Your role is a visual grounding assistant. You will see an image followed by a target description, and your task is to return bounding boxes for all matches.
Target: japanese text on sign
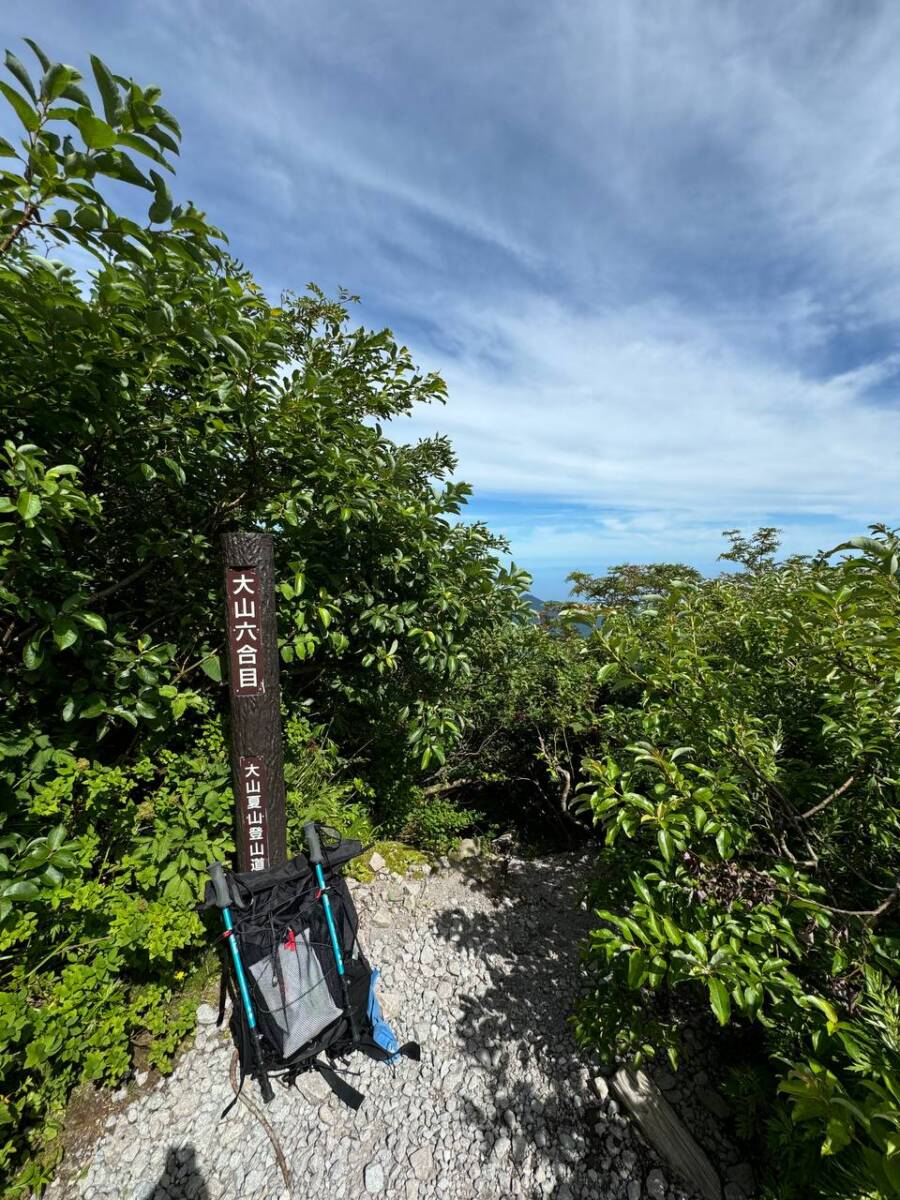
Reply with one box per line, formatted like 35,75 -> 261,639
226,569 -> 265,696
239,756 -> 269,871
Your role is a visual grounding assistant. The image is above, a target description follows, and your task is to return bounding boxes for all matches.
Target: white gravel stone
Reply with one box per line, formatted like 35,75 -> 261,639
363,1161 -> 384,1193
409,1146 -> 433,1181
646,1168 -> 667,1199
196,1003 -> 218,1025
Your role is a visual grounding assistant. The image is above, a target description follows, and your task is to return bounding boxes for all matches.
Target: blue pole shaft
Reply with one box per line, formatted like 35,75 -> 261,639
313,861 -> 345,976
222,906 -> 258,1029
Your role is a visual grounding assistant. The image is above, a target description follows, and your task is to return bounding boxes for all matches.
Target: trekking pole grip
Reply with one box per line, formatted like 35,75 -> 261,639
304,821 -> 323,866
208,862 -> 231,909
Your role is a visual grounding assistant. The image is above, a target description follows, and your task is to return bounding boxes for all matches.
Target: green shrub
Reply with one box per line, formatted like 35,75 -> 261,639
408,618 -> 599,836
573,527 -> 900,1198
283,713 -> 376,849
0,717 -> 232,1192
388,790 -> 485,855
0,36 -> 529,1190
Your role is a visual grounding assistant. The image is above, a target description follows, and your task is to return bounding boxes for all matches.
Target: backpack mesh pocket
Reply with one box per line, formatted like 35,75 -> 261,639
250,928 -> 341,1057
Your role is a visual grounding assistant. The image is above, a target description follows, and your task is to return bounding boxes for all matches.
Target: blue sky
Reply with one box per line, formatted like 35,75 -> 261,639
4,2 -> 899,598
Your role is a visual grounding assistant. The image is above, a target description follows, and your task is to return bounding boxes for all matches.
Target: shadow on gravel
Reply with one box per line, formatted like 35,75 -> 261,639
429,852 -> 619,1198
147,1144 -> 210,1200
427,852 -> 749,1199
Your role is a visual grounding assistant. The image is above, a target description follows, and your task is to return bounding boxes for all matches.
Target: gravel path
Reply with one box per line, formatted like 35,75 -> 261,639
45,852 -> 746,1200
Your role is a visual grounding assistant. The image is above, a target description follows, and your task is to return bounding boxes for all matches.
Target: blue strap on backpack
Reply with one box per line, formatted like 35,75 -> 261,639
367,968 -> 400,1063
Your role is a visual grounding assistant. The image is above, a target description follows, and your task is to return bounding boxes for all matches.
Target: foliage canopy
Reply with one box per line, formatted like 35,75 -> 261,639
574,528 -> 900,1198
0,40 -> 526,1190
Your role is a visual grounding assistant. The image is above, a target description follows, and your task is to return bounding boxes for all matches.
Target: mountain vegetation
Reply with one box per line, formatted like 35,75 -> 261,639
0,38 -> 897,1200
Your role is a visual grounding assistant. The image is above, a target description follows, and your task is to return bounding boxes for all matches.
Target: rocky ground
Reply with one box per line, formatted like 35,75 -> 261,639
44,851 -> 755,1200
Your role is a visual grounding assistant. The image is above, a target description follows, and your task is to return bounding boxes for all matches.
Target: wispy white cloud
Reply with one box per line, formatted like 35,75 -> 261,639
3,0 -> 899,595
397,293 -> 900,514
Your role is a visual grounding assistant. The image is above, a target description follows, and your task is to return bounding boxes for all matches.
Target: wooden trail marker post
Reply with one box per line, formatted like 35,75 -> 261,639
222,532 -> 287,872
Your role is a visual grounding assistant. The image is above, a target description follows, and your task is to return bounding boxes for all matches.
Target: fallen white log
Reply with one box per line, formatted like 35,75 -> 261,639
611,1067 -> 723,1200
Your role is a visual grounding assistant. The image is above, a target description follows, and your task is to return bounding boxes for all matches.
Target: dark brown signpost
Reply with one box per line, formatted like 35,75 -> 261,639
222,532 -> 287,872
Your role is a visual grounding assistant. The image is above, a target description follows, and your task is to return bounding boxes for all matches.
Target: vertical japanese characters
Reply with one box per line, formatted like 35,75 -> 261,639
222,533 -> 288,871
239,756 -> 269,871
225,568 -> 271,868
226,569 -> 265,695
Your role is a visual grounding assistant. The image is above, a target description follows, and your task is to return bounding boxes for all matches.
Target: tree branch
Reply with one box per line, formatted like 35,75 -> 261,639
800,776 -> 855,820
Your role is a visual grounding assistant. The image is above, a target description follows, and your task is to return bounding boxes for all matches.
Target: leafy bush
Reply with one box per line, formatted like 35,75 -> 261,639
408,618 -> 599,838
283,713 -> 376,849
387,789 -> 485,855
573,528 -> 900,1198
0,717 -> 230,1191
0,38 -> 529,1190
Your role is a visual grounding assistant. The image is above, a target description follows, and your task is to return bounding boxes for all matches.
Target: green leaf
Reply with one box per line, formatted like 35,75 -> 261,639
75,108 -> 117,149
5,51 -> 36,100
147,168 -> 173,223
683,931 -> 707,961
161,456 -> 185,484
715,828 -> 732,859
17,490 -> 41,520
20,845 -> 50,870
657,828 -> 674,864
89,55 -> 119,124
200,654 -> 222,682
630,873 -> 653,905
46,826 -> 66,851
23,39 -> 51,72
74,205 -> 102,230
96,148 -> 151,189
22,636 -> 44,670
76,612 -> 107,633
41,63 -> 77,102
822,1115 -> 854,1156
134,700 -> 157,720
116,131 -> 170,167
662,917 -> 683,946
152,104 -> 181,138
0,81 -> 38,132
52,618 -> 79,651
146,124 -> 180,156
0,136 -> 16,157
803,994 -> 840,1034
217,334 -> 248,363
60,82 -> 92,107
1,880 -> 41,901
708,978 -> 732,1026
627,950 -> 647,989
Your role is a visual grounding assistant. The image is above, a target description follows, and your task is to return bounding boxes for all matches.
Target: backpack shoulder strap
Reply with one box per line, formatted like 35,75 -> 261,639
311,1059 -> 365,1110
356,1037 -> 421,1064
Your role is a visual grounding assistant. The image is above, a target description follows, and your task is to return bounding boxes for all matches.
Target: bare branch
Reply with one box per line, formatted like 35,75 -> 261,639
800,776 -> 855,820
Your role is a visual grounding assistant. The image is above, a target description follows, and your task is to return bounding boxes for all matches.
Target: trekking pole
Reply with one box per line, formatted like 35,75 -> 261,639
304,822 -> 361,1043
208,862 -> 274,1104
